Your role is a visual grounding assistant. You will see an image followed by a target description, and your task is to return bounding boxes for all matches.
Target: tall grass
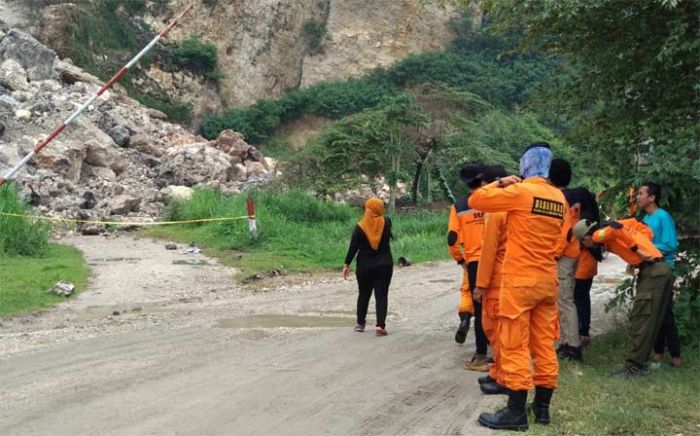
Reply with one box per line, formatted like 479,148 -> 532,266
0,184 -> 50,257
144,189 -> 450,275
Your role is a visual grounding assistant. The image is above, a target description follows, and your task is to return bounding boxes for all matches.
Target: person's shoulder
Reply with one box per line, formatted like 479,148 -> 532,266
454,195 -> 470,213
657,208 -> 674,220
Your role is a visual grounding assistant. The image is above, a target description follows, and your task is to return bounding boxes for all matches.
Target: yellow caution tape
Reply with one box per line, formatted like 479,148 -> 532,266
0,212 -> 253,227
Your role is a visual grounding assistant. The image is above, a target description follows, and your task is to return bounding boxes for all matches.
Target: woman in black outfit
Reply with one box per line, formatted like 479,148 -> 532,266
343,197 -> 393,336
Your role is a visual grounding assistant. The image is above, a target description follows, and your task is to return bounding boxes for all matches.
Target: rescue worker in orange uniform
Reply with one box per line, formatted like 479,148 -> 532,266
471,143 -> 564,431
573,218 -> 674,377
550,159 -> 583,361
447,161 -> 489,370
471,165 -> 509,395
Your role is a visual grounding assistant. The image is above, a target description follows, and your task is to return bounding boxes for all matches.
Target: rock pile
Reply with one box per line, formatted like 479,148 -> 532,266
0,28 -> 278,225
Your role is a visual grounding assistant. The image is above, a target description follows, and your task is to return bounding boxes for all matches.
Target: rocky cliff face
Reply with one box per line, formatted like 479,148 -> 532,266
158,0 -> 457,110
2,0 -> 459,120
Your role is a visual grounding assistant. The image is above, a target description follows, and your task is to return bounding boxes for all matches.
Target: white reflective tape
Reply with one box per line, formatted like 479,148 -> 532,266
127,37 -> 161,68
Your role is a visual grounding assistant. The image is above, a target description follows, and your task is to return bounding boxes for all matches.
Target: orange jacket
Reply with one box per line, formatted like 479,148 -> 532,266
469,177 -> 565,279
476,211 -> 507,289
575,248 -> 598,280
591,221 -> 662,265
447,195 -> 484,263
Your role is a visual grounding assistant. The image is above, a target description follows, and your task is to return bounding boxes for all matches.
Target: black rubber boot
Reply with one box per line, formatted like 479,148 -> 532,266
480,381 -> 508,395
478,375 -> 495,385
557,344 -> 583,362
455,312 -> 471,344
529,386 -> 553,425
478,389 -> 528,431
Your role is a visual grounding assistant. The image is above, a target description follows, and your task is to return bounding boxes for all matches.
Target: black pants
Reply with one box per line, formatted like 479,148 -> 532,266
356,265 -> 393,328
467,261 -> 488,354
574,278 -> 593,337
654,282 -> 681,358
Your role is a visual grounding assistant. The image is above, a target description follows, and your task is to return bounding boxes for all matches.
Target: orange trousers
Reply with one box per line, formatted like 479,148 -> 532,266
481,287 -> 501,382
497,275 -> 559,391
458,267 -> 474,315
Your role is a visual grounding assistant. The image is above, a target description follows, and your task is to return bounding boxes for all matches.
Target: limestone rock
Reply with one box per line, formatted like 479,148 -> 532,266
160,185 -> 194,202
84,142 -> 128,175
0,58 -> 27,91
98,110 -> 132,147
0,30 -> 57,81
108,194 -> 141,215
158,143 -> 233,186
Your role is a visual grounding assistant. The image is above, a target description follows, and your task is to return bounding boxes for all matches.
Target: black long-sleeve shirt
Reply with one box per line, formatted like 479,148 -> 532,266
344,218 -> 393,270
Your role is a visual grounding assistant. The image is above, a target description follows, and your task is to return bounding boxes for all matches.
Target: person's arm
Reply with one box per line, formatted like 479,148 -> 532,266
447,205 -> 464,264
592,224 -> 653,261
476,213 -> 502,289
468,176 -> 527,213
343,226 -> 361,279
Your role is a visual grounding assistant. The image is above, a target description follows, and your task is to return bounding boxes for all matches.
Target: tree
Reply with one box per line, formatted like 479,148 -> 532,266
482,0 -> 700,230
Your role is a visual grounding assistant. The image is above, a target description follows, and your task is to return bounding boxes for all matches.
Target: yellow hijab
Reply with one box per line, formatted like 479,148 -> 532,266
358,198 -> 385,250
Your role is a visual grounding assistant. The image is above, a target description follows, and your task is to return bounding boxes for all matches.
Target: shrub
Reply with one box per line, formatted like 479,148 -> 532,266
170,36 -> 219,75
0,184 -> 50,257
303,19 -> 327,53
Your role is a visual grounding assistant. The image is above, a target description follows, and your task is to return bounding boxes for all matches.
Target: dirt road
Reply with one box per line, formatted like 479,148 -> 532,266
0,235 -> 627,435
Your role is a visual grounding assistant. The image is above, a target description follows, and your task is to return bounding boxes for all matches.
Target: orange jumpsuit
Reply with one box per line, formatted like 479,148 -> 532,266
591,221 -> 661,264
469,177 -> 565,391
448,195 -> 484,315
476,211 -> 507,383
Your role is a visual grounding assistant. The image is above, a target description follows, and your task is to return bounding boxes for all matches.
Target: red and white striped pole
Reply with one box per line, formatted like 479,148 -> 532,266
0,3 -> 194,187
246,198 -> 257,238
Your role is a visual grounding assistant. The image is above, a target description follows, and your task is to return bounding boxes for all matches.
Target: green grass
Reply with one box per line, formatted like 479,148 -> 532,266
141,189 -> 450,278
0,245 -> 90,318
1,184 -> 50,256
533,328 -> 700,435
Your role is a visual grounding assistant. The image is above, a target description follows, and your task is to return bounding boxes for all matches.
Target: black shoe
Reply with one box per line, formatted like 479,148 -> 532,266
528,386 -> 553,425
480,381 -> 508,395
455,312 -> 471,344
478,375 -> 495,385
557,344 -> 583,362
478,390 -> 529,431
610,363 -> 649,378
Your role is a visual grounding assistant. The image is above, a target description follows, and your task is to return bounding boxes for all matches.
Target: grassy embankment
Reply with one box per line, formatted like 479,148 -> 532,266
0,185 -> 89,318
141,189 -> 450,278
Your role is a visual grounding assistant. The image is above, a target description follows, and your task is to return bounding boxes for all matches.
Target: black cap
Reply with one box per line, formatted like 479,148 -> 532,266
481,165 -> 508,183
459,161 -> 486,185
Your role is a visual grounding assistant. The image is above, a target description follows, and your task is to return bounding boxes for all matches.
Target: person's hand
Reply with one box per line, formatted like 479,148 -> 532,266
637,250 -> 654,262
342,265 -> 350,280
498,175 -> 522,188
473,287 -> 484,303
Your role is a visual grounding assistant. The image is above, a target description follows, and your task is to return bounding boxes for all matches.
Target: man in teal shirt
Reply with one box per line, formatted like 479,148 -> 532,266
637,182 -> 681,367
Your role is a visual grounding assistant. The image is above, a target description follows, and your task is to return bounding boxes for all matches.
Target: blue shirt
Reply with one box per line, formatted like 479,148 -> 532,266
642,208 -> 678,270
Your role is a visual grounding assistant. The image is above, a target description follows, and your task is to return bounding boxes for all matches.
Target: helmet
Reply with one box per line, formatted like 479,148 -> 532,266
573,219 -> 598,239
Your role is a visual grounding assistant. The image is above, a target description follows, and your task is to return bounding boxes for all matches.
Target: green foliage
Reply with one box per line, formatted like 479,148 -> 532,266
284,94 -> 428,195
303,19 -> 327,53
200,79 -> 396,142
170,36 -> 220,76
0,245 -> 89,318
0,184 -> 50,257
146,189 -> 449,276
671,243 -> 700,346
483,0 -> 700,230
